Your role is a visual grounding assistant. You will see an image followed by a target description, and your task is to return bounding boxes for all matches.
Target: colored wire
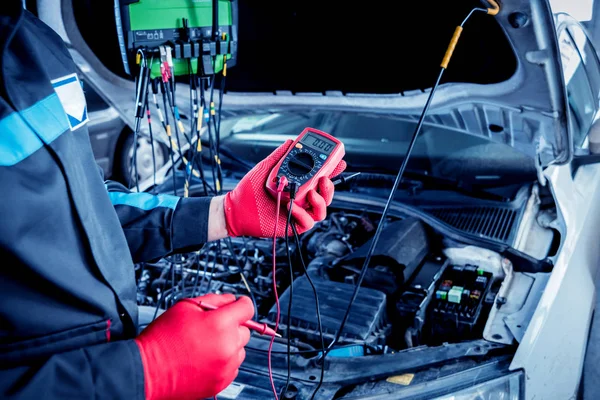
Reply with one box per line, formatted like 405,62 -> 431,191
191,250 -> 203,296
183,62 -> 196,197
160,81 -> 179,196
281,198 -> 295,397
153,261 -> 174,321
145,55 -> 156,192
246,344 -> 367,356
291,223 -> 325,400
326,6 -> 491,355
145,95 -> 157,192
202,247 -> 219,296
210,75 -> 224,189
268,189 -> 284,400
164,84 -> 186,172
131,50 -> 148,192
205,77 -> 220,194
223,237 -> 259,320
195,78 -> 210,196
215,69 -> 226,154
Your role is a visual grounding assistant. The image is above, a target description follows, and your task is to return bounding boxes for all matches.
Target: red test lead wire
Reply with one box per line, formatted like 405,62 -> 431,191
190,301 -> 280,337
268,176 -> 289,400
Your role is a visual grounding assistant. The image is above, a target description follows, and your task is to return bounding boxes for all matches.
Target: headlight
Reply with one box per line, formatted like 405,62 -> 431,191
432,371 -> 523,400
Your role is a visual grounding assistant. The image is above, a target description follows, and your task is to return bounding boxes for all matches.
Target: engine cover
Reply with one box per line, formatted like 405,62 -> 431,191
267,276 -> 390,346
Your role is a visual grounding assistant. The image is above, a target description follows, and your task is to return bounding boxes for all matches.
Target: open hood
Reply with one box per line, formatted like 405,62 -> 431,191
44,0 -> 569,167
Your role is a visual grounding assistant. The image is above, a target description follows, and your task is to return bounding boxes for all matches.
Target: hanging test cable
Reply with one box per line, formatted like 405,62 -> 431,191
291,223 -> 325,400
131,49 -> 151,192
203,76 -> 221,194
281,185 -> 295,398
162,48 -> 187,172
286,182 -> 325,399
150,76 -> 183,194
145,95 -> 157,192
267,176 -> 289,400
160,79 -> 179,196
205,77 -> 220,193
183,64 -> 197,198
183,67 -> 212,197
211,49 -> 227,156
156,47 -> 213,194
144,55 -> 157,192
183,61 -> 197,198
280,182 -> 326,399
208,67 -> 225,193
212,58 -> 226,189
325,0 -> 500,356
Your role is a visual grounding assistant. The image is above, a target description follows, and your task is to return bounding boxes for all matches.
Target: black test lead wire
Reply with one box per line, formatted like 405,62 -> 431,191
131,48 -> 149,192
210,58 -> 226,191
183,61 -> 196,198
145,95 -> 157,192
183,64 -> 215,197
205,77 -> 220,194
291,223 -> 325,400
325,1 -> 500,356
142,55 -> 156,192
195,77 -> 211,196
281,184 -> 296,398
160,80 -> 179,196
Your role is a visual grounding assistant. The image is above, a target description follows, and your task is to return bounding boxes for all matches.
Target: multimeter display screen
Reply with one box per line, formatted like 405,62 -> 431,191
300,133 -> 336,154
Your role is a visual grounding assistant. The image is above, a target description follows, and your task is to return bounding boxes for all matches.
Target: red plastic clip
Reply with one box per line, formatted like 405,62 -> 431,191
160,61 -> 172,83
276,176 -> 289,192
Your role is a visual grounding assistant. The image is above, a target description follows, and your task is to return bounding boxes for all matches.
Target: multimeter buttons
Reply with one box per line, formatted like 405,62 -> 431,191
287,152 -> 315,176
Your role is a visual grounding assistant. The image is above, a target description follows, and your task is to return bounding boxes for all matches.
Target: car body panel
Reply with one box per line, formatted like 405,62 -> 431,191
510,162 -> 600,399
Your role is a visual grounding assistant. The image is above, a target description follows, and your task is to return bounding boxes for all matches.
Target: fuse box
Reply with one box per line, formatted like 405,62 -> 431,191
425,264 -> 495,343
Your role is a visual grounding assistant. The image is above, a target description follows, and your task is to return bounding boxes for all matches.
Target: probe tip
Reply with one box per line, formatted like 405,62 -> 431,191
275,333 -> 282,338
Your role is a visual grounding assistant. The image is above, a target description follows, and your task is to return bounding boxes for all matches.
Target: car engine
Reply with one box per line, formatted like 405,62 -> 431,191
135,208 -> 502,352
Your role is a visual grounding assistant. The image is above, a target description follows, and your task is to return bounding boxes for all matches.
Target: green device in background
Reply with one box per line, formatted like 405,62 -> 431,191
115,0 -> 237,78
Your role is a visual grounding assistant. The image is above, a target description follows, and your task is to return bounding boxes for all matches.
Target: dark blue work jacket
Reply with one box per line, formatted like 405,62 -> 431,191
0,4 -> 211,398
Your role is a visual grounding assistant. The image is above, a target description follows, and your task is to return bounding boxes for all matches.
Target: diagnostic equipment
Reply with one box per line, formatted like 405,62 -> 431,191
115,0 -> 238,78
266,128 -> 345,208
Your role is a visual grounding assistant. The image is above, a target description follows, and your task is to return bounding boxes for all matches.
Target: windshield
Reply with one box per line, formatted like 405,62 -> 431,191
219,111 -> 537,185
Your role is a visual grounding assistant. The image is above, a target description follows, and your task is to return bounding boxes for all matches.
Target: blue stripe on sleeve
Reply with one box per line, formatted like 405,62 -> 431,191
0,94 -> 69,166
108,191 -> 180,211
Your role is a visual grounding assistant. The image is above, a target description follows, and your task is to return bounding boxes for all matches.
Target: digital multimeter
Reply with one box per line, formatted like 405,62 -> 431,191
266,128 -> 345,208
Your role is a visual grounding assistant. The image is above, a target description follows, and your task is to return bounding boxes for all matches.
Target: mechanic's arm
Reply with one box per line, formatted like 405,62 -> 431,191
0,294 -> 253,400
105,180 -> 227,263
106,140 -> 345,263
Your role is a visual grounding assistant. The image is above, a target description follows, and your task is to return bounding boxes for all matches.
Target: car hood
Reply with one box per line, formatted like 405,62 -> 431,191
48,0 -> 569,167
217,0 -> 569,168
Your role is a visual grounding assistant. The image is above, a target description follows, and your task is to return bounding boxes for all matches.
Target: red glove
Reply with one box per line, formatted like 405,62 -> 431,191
224,140 -> 346,237
134,294 -> 254,400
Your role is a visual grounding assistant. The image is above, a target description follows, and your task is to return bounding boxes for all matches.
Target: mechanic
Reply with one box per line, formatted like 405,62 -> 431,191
0,3 -> 345,400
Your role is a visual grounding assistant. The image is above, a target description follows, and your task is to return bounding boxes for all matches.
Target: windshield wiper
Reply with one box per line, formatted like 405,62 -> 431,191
345,171 -> 510,202
401,170 -> 510,202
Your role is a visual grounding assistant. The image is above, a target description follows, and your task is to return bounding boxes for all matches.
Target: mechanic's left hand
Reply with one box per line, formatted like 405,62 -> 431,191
223,140 -> 346,238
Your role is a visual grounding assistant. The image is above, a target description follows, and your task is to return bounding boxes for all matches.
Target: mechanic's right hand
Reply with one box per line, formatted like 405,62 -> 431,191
134,293 -> 254,400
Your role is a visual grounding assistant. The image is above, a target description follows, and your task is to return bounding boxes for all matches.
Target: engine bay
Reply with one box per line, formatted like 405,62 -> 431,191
136,207 -> 507,356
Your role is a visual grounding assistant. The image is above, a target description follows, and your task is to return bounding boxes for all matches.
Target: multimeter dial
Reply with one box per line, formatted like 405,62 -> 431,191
279,147 -> 326,185
287,152 -> 315,176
